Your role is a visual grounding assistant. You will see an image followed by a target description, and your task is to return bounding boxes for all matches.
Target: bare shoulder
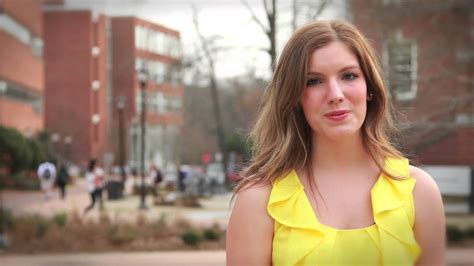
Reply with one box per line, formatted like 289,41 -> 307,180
234,182 -> 273,206
409,165 -> 442,198
227,182 -> 274,265
229,182 -> 273,227
409,165 -> 446,265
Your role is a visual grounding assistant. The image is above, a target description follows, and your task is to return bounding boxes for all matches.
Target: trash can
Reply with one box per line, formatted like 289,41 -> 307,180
107,181 -> 124,200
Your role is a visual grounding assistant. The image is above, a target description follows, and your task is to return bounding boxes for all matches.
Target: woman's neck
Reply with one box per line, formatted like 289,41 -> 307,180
311,132 -> 373,171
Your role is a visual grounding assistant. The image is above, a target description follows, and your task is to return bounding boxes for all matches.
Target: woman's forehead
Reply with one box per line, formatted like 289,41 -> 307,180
307,41 -> 360,73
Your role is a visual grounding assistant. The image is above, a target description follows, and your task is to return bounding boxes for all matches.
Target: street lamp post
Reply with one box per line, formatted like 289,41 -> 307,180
117,96 -> 127,183
64,136 -> 72,161
138,68 -> 148,210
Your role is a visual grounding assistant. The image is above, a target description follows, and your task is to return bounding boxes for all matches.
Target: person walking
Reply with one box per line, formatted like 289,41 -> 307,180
37,161 -> 56,200
84,159 -> 105,213
56,161 -> 70,200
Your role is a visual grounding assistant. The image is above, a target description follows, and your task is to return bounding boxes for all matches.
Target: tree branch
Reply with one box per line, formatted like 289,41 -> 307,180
242,0 -> 268,34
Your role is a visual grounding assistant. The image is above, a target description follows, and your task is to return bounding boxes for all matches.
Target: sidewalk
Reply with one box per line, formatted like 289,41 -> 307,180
1,248 -> 473,266
1,179 -> 232,228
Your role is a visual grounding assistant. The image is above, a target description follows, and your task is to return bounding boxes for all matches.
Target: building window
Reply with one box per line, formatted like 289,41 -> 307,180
134,25 -> 180,58
0,13 -> 44,58
385,32 -> 417,101
0,79 -> 42,113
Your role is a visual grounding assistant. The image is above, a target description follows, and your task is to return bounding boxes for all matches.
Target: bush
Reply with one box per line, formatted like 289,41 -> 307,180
106,224 -> 137,246
0,173 -> 40,190
0,208 -> 14,232
181,230 -> 203,246
0,126 -> 51,176
52,213 -> 68,227
465,225 -> 474,239
203,228 -> 220,241
446,225 -> 464,243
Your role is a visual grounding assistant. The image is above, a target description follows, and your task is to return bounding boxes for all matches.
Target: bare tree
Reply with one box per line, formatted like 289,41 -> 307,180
191,6 -> 230,180
291,0 -> 328,32
352,0 -> 474,157
242,0 -> 328,72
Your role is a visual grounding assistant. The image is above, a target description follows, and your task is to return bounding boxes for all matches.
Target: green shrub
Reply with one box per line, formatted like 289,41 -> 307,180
465,225 -> 474,239
0,126 -> 31,173
203,228 -> 220,241
0,208 -> 14,232
36,216 -> 50,238
181,230 -> 203,246
52,213 -> 68,227
106,224 -> 137,246
446,225 -> 464,243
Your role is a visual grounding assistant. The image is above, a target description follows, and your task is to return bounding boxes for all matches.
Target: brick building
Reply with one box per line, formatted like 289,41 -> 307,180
0,0 -> 44,135
349,0 -> 474,166
41,2 -> 183,170
43,10 -> 109,166
111,17 -> 183,171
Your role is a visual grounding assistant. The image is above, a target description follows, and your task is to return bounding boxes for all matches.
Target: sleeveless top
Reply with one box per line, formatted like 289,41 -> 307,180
268,158 -> 421,266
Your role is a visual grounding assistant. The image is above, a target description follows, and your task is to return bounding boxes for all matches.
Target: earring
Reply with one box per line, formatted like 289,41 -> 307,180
367,93 -> 374,101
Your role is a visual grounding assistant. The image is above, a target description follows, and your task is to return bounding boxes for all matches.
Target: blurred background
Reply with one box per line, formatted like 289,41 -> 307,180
0,0 -> 472,265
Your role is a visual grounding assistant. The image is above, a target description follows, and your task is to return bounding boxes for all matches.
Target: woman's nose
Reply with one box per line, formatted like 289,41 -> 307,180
327,79 -> 344,104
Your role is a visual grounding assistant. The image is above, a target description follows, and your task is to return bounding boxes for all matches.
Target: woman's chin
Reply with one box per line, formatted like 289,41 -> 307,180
317,127 -> 361,141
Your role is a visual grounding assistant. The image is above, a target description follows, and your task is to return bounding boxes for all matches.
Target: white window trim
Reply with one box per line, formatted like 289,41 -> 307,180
384,31 -> 418,101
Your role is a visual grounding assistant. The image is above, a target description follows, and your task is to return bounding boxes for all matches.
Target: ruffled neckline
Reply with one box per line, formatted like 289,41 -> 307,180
268,157 -> 421,265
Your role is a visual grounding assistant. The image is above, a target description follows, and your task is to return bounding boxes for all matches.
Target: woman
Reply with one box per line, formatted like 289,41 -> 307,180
226,20 -> 445,266
84,159 -> 105,213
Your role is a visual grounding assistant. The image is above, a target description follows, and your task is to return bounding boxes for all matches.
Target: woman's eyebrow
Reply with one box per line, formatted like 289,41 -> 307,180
339,65 -> 361,72
306,65 -> 361,76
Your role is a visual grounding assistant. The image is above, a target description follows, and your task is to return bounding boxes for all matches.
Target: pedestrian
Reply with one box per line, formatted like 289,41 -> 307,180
84,159 -> 105,213
226,20 -> 445,265
37,161 -> 56,200
56,161 -> 70,200
149,164 -> 162,197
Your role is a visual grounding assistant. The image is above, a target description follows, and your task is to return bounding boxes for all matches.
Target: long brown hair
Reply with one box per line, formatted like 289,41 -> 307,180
235,20 -> 404,193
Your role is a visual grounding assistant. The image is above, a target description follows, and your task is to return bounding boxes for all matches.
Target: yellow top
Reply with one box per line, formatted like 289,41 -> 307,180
268,158 -> 421,266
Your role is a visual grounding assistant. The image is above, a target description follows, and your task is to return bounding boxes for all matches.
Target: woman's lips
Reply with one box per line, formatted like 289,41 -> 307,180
325,110 -> 349,121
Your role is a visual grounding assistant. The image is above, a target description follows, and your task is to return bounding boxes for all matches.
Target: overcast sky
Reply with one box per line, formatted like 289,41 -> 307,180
58,0 -> 347,79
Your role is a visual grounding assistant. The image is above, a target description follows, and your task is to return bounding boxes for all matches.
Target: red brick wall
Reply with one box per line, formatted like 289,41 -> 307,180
0,0 -> 44,134
111,17 -> 136,160
418,128 -> 474,165
0,0 -> 43,36
44,11 -> 93,166
0,31 -> 44,92
0,98 -> 42,134
91,15 -> 109,160
350,0 -> 473,166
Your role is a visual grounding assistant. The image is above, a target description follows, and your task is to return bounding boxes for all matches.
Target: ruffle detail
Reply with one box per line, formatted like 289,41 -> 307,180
268,158 -> 421,266
268,170 -> 325,265
372,158 -> 421,264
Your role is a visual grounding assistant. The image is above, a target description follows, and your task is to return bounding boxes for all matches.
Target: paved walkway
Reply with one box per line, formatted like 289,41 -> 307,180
1,179 -> 232,228
1,248 -> 473,266
2,182 -> 473,265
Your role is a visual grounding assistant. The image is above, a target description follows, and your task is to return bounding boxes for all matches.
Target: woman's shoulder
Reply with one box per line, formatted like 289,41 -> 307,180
409,165 -> 441,196
409,165 -> 444,218
234,182 -> 273,208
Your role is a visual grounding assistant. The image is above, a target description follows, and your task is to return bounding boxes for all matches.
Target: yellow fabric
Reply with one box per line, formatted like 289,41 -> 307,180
268,158 -> 421,266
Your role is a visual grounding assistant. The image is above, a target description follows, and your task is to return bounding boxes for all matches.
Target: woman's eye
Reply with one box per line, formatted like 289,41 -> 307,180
342,73 -> 358,80
306,78 -> 322,87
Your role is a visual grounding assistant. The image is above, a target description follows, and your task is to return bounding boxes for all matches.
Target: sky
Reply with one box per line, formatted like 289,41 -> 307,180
56,0 -> 347,80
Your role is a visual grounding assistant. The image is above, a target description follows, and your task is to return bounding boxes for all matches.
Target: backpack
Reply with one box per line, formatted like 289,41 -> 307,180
154,170 -> 163,184
43,168 -> 51,180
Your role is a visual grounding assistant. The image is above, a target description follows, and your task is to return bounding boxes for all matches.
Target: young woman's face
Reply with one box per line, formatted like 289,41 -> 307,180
300,41 -> 368,141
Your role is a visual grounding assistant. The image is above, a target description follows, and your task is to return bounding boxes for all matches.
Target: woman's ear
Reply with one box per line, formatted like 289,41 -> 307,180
367,92 -> 374,101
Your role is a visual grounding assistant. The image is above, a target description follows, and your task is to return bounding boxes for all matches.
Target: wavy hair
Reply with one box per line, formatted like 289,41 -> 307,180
236,20 -> 404,193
